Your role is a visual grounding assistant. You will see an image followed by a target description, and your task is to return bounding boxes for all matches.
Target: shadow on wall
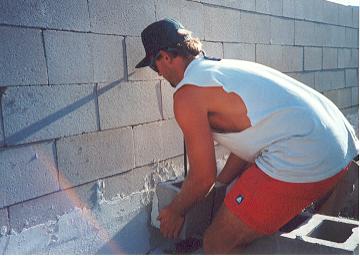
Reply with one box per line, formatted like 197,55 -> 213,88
2,72 -> 143,145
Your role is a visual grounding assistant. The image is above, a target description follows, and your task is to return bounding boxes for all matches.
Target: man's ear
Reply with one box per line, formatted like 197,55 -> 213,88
159,50 -> 172,62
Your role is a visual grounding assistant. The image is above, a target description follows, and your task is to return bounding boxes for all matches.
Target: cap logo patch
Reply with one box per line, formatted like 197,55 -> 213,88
235,195 -> 244,205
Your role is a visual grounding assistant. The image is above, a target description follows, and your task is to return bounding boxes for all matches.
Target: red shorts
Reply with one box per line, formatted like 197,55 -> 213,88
224,163 -> 349,235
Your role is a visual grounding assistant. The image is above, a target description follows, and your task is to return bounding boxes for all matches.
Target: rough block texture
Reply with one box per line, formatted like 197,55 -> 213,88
0,142 -> 58,208
88,0 -> 156,36
3,85 -> 97,145
239,12 -> 271,44
270,17 -> 294,45
223,43 -> 255,61
352,87 -> 359,106
0,0 -> 90,31
315,71 -> 345,92
353,6 -> 359,28
98,81 -> 162,130
256,45 -> 303,72
202,41 -> 223,58
0,208 -> 9,232
161,81 -> 176,119
322,48 -> 338,70
345,69 -> 359,88
194,0 -> 255,11
339,4 -> 354,27
9,190 -> 75,233
324,88 -> 353,109
44,31 -> 93,84
282,0 -> 295,18
322,1 -> 339,25
345,28 -> 359,48
255,0 -> 282,16
287,72 -> 316,89
295,21 -> 322,46
204,6 -> 240,42
0,26 -> 47,86
126,37 -> 159,81
156,0 -> 204,40
92,35 -> 125,83
304,47 -> 322,71
338,49 -> 359,68
57,127 -> 134,189
133,120 -> 182,167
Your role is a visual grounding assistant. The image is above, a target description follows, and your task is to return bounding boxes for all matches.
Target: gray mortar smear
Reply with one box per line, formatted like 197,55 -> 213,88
0,113 -> 357,254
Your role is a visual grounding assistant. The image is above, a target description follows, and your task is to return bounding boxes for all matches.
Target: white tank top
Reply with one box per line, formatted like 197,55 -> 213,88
175,56 -> 359,183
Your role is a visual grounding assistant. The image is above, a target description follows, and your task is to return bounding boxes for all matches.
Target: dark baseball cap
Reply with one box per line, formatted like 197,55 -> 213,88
135,18 -> 192,68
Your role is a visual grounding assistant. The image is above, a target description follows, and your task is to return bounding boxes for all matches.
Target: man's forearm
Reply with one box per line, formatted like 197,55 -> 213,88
167,172 -> 215,216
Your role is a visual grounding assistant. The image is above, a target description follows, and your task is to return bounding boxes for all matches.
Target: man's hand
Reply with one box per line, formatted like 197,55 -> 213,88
157,205 -> 185,239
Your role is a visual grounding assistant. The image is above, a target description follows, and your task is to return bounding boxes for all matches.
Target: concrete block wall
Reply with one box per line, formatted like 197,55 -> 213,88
0,0 -> 358,242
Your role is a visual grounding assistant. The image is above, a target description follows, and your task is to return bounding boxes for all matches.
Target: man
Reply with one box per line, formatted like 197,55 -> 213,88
135,18 -> 359,254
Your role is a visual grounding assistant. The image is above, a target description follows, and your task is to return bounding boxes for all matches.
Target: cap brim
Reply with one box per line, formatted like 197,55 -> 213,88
135,56 -> 151,68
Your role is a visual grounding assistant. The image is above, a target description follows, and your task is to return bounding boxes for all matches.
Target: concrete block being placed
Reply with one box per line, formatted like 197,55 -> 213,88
0,0 -> 90,31
0,26 -> 47,86
57,127 -> 135,189
88,0 -> 155,36
0,142 -> 59,208
151,179 -> 226,239
3,84 -> 97,145
223,42 -> 255,62
242,214 -> 359,254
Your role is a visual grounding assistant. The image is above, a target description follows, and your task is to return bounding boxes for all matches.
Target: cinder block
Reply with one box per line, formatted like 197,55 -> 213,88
133,119 -> 182,167
44,31 -> 93,84
256,45 -> 303,72
0,112 -> 4,147
239,12 -> 271,44
295,20 -> 318,46
323,88 -> 353,109
0,0 -> 90,31
345,69 -> 359,88
202,41 -> 223,58
255,0 -> 282,16
287,72 -> 316,89
9,190 -> 75,232
339,5 -> 354,27
323,48 -> 338,70
126,37 -> 159,81
223,42 -> 255,61
315,70 -> 345,92
322,1 -> 339,25
204,6 -> 241,42
92,34 -> 125,83
352,87 -> 359,106
353,6 -> 359,28
282,0 -> 295,18
98,81 -> 162,130
338,48 -> 358,68
0,26 -> 47,86
194,0 -> 255,11
270,17 -> 294,45
0,208 -> 9,234
160,119 -> 183,160
0,142 -> 59,208
345,28 -> 359,48
57,127 -> 135,189
242,214 -> 359,254
161,80 -> 176,119
304,47 -> 322,71
88,0 -> 155,36
134,122 -> 163,167
3,84 -> 97,145
151,179 -> 226,239
322,24 -> 346,48
156,0 -> 205,39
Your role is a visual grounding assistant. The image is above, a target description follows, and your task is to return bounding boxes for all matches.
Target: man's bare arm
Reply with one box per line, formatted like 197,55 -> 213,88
217,153 -> 250,185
